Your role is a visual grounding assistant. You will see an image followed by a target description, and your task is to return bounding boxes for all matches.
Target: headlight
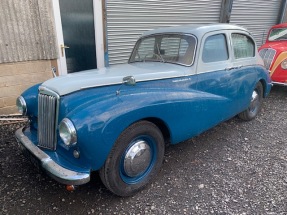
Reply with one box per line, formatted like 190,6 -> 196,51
59,118 -> 77,146
16,96 -> 27,115
281,59 -> 287,69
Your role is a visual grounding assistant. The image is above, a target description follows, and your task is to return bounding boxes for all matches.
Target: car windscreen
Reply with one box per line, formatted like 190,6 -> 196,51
129,34 -> 197,66
268,28 -> 287,41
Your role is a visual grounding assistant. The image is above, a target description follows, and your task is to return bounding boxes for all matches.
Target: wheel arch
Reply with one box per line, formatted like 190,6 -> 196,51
259,78 -> 268,98
142,117 -> 171,146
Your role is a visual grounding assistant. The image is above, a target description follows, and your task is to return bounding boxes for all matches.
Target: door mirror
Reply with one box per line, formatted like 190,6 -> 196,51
123,76 -> 136,86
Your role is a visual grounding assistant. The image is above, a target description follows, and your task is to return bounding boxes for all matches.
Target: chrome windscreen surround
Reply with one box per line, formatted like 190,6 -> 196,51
259,48 -> 276,70
37,86 -> 60,150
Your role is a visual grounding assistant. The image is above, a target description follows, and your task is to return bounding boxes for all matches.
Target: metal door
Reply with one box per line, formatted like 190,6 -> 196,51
106,0 -> 222,65
230,0 -> 281,47
59,0 -> 97,73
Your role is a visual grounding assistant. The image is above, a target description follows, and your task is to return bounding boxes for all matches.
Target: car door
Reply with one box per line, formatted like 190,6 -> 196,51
228,31 -> 258,110
195,30 -> 236,131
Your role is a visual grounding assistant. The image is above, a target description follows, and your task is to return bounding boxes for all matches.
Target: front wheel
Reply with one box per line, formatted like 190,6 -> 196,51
238,82 -> 263,121
99,121 -> 165,196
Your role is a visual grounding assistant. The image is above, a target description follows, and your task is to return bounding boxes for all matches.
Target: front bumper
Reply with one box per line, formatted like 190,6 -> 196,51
15,127 -> 90,185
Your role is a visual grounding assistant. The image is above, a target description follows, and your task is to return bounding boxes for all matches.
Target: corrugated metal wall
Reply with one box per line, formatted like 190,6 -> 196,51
106,0 -> 222,65
0,0 -> 58,64
230,0 -> 281,47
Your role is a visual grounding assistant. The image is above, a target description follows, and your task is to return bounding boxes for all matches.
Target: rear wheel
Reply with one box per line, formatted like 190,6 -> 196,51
99,121 -> 165,196
238,82 -> 263,121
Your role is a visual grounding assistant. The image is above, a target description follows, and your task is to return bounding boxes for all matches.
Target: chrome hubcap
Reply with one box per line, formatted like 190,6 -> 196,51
123,140 -> 152,177
249,90 -> 259,113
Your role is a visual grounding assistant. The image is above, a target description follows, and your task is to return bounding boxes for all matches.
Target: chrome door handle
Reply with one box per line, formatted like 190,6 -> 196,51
60,44 -> 70,57
225,65 -> 242,70
225,67 -> 233,70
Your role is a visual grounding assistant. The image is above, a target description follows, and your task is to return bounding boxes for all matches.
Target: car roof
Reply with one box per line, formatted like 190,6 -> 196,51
270,23 -> 287,29
141,23 -> 250,38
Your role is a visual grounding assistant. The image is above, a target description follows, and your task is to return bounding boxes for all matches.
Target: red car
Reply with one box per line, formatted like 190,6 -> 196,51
259,23 -> 287,86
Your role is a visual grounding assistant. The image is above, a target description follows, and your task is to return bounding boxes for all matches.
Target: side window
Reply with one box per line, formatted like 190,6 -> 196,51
231,33 -> 255,59
202,34 -> 229,63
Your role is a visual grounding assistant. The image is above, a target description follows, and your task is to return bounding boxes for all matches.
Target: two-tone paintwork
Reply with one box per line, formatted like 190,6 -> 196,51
17,24 -> 272,185
259,23 -> 287,85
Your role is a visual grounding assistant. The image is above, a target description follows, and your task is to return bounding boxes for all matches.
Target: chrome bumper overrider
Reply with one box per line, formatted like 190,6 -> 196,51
15,127 -> 90,185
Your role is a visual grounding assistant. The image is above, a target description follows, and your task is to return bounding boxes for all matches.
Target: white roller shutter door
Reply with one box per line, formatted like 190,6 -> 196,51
106,0 -> 222,65
230,0 -> 281,47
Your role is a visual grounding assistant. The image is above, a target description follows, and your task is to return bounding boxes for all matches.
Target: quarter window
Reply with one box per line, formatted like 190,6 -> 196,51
231,34 -> 255,59
202,34 -> 229,63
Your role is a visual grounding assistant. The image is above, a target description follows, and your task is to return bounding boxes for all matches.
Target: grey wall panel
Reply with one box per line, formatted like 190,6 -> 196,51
0,0 -> 58,63
107,0 -> 222,65
230,0 -> 281,47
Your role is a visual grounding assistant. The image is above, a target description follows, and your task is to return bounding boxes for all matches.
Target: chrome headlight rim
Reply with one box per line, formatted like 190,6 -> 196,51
281,59 -> 287,70
59,118 -> 77,146
16,96 -> 27,115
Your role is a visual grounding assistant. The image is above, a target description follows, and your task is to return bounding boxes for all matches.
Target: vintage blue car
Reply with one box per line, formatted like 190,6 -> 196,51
16,24 -> 271,196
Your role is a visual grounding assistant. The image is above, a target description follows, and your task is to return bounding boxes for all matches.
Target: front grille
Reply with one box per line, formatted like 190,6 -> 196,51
37,87 -> 60,150
259,48 -> 276,70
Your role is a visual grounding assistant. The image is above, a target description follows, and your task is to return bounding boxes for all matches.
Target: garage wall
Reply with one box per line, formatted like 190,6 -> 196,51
0,1 -> 58,114
106,0 -> 222,65
230,0 -> 281,47
0,0 -> 58,63
0,60 -> 53,114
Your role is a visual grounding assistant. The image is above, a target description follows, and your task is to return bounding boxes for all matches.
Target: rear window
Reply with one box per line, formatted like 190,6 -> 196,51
231,34 -> 255,59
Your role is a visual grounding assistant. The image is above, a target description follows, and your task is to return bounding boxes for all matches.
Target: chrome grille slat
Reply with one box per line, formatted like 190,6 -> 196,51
259,48 -> 276,70
37,87 -> 59,150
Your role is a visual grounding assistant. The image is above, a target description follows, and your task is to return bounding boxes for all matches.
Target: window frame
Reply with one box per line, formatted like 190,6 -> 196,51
197,30 -> 232,75
201,33 -> 230,63
268,27 -> 287,41
231,33 -> 256,60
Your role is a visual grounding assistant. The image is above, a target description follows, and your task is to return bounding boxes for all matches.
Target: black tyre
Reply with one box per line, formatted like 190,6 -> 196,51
238,82 -> 263,121
99,120 -> 165,196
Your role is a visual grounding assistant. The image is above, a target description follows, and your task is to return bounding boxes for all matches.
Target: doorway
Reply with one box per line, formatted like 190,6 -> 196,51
52,0 -> 105,75
59,0 -> 97,73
